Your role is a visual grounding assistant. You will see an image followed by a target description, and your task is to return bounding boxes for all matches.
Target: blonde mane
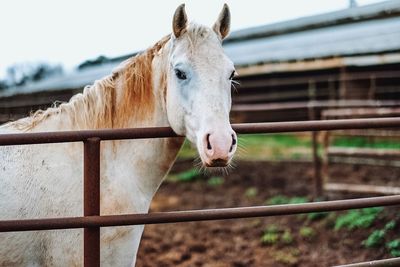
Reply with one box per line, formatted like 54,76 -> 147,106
8,35 -> 171,131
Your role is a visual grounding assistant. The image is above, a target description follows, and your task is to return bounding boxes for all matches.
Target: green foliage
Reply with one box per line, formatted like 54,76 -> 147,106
267,195 -> 290,205
307,211 -> 329,221
387,239 -> 400,249
241,134 -> 311,147
245,187 -> 258,198
281,230 -> 294,245
289,197 -> 308,204
261,232 -> 279,245
175,168 -> 201,182
207,176 -> 224,186
266,195 -> 308,205
261,224 -> 280,245
363,230 -> 386,248
176,140 -> 197,159
384,220 -> 396,231
390,250 -> 400,257
334,207 -> 383,230
272,249 -> 299,266
387,239 -> 400,257
333,136 -> 400,149
265,224 -> 279,234
299,227 -> 315,239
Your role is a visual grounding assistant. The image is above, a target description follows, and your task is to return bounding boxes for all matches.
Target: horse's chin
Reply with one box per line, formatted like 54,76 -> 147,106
204,159 -> 229,168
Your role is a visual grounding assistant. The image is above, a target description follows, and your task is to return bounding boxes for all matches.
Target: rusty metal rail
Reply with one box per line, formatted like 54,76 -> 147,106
0,195 -> 400,232
1,117 -> 400,267
1,117 -> 400,146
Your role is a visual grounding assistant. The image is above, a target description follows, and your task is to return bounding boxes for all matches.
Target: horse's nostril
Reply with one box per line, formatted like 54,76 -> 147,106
229,134 -> 236,153
206,134 -> 212,150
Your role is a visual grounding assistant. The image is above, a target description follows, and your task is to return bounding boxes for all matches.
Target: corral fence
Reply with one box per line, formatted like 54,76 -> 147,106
233,100 -> 400,197
1,118 -> 400,267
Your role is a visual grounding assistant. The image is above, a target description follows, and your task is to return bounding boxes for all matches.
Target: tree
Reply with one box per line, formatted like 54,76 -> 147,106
0,80 -> 8,90
5,62 -> 63,87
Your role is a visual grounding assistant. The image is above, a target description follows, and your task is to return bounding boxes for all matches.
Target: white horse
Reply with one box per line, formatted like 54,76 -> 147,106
0,4 -> 237,267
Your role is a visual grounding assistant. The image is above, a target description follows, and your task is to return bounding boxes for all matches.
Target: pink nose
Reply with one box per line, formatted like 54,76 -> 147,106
202,131 -> 237,167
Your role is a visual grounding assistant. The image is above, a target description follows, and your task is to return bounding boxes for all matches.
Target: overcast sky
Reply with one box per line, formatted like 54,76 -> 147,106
0,0 -> 385,79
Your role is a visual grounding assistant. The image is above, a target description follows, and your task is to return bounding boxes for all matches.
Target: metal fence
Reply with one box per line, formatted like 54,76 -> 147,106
1,117 -> 400,267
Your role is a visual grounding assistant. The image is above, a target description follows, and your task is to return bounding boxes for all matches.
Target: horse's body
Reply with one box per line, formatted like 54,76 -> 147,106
0,4 -> 236,266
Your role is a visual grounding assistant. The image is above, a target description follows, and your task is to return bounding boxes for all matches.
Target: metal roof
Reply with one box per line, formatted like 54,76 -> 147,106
0,62 -> 117,97
224,16 -> 400,66
226,0 -> 400,42
2,1 -> 400,97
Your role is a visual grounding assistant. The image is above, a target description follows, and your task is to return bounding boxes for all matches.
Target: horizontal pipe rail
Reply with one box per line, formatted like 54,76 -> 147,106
1,195 -> 400,232
1,117 -> 400,146
238,70 -> 400,88
334,257 -> 400,267
231,100 -> 400,112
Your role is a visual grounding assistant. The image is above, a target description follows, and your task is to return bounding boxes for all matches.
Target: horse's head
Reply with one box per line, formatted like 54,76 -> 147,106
166,4 -> 237,168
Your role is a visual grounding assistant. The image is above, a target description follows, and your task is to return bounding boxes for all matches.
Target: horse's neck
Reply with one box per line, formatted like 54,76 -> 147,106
103,48 -> 184,205
12,40 -> 183,211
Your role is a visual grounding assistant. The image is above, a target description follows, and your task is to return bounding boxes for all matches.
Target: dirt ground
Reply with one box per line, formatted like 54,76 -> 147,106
136,160 -> 400,267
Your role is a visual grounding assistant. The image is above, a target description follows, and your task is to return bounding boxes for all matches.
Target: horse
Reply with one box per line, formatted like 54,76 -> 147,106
0,4 -> 237,266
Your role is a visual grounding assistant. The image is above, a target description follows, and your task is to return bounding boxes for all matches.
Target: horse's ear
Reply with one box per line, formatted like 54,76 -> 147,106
213,3 -> 231,40
172,4 -> 188,38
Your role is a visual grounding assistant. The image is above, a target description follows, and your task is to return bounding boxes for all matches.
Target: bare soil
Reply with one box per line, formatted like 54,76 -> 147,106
136,160 -> 400,267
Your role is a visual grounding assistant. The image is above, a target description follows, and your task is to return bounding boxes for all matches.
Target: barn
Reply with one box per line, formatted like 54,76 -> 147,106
1,0 -> 400,123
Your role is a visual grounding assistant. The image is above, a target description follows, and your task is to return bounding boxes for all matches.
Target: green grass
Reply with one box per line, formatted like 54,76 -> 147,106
266,195 -> 309,205
299,226 -> 315,239
261,224 -> 280,245
168,168 -> 201,182
239,134 -> 311,147
245,187 -> 258,198
281,230 -> 294,245
363,229 -> 386,248
387,239 -> 400,257
332,136 -> 400,149
207,176 -> 224,186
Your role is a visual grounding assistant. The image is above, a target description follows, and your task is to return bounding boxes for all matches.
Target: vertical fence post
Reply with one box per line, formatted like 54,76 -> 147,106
84,138 -> 101,267
308,80 -> 323,198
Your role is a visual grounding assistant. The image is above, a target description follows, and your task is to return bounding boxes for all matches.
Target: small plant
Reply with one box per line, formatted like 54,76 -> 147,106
288,197 -> 308,204
261,232 -> 279,245
334,207 -> 383,230
281,230 -> 294,245
384,220 -> 396,231
272,249 -> 299,266
265,224 -> 279,234
267,195 -> 290,205
299,227 -> 315,239
176,168 -> 201,182
245,187 -> 258,198
266,195 -> 308,205
387,239 -> 400,257
307,211 -> 329,221
363,230 -> 386,248
207,176 -> 224,186
261,224 -> 280,245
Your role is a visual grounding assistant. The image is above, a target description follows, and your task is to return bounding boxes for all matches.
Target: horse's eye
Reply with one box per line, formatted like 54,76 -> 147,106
175,69 -> 187,80
229,70 -> 236,80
